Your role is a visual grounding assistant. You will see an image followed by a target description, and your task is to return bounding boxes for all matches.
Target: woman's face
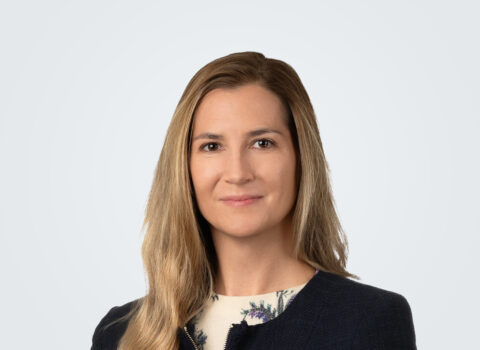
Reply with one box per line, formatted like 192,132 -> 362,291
189,83 -> 298,239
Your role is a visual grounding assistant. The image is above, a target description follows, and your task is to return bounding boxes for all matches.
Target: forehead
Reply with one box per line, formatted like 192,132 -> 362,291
192,84 -> 289,131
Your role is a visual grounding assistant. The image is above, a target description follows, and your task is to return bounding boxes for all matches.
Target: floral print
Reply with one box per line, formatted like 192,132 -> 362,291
240,288 -> 297,322
187,285 -> 305,350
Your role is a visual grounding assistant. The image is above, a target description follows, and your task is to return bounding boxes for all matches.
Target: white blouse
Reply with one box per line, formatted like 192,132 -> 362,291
186,277 -> 314,350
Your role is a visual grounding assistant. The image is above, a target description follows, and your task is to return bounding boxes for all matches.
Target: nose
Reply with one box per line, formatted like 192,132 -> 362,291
224,150 -> 254,185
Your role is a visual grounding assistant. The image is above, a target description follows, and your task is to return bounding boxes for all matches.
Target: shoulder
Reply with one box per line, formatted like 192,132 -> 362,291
311,270 -> 417,349
91,298 -> 141,350
311,270 -> 413,312
321,270 -> 412,308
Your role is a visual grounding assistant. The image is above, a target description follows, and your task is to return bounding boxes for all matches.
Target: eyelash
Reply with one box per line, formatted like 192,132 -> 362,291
199,138 -> 276,152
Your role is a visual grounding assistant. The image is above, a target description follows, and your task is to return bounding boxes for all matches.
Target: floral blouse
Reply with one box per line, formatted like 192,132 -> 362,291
186,270 -> 318,350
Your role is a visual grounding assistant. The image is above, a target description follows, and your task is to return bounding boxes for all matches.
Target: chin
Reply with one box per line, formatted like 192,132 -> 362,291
213,222 -> 264,239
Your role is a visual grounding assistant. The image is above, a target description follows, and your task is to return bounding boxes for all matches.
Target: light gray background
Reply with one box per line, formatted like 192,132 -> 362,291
1,1 -> 478,349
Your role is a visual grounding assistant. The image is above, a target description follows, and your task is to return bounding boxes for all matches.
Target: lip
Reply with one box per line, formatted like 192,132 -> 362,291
220,194 -> 263,201
220,195 -> 263,207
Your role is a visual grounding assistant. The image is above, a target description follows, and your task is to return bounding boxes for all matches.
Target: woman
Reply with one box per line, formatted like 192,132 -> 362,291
91,51 -> 416,350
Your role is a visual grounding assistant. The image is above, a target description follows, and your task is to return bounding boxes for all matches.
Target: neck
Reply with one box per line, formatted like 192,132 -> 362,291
211,224 -> 315,296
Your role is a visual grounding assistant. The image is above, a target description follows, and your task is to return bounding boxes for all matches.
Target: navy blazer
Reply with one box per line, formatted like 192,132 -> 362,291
91,270 -> 416,349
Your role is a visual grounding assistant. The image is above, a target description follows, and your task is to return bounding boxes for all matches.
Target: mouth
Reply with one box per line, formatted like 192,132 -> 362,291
220,195 -> 263,207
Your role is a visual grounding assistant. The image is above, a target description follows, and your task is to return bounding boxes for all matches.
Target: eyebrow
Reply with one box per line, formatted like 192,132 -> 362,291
192,128 -> 284,142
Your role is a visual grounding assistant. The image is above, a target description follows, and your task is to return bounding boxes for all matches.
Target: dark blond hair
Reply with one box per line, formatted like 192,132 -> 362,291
117,51 -> 357,350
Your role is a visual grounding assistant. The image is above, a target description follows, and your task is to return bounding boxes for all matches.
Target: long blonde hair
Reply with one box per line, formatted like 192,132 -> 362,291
117,51 -> 357,350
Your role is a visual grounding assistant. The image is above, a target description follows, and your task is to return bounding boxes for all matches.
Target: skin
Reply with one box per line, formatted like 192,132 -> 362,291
189,83 -> 315,296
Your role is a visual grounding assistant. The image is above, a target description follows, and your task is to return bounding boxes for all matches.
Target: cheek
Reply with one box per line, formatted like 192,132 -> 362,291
190,159 -> 218,200
257,154 -> 297,201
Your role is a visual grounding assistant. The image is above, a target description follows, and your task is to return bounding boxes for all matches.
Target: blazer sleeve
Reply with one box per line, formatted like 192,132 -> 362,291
91,306 -> 120,350
91,301 -> 137,350
351,291 -> 417,350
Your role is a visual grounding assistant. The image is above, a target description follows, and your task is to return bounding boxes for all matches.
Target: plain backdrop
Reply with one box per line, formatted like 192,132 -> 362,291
1,1 -> 478,349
